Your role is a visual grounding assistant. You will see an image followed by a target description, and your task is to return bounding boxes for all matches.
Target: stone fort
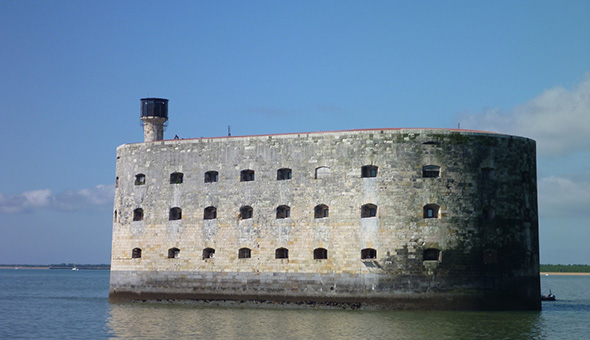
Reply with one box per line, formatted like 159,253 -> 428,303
109,98 -> 541,310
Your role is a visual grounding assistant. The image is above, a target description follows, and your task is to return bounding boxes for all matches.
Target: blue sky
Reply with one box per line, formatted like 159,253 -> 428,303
1,1 -> 588,265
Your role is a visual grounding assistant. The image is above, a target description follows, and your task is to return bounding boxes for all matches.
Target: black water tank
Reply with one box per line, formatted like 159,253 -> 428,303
140,98 -> 168,118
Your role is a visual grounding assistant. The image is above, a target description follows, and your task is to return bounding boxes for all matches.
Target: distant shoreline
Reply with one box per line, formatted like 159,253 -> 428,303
0,265 -> 110,270
541,272 -> 590,276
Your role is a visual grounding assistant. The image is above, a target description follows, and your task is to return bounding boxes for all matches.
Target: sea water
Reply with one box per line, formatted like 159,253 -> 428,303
0,269 -> 588,339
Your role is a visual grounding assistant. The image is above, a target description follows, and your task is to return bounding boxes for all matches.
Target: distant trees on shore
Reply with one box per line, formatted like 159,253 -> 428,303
540,264 -> 590,273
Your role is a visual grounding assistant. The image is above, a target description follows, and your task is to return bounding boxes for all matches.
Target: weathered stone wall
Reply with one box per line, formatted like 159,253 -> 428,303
109,128 -> 540,310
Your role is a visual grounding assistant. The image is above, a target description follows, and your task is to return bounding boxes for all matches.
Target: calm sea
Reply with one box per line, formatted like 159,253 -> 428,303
0,269 -> 588,339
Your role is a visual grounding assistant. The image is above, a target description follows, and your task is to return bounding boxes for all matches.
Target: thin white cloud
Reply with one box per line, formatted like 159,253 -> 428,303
538,174 -> 590,217
460,75 -> 590,157
0,185 -> 114,214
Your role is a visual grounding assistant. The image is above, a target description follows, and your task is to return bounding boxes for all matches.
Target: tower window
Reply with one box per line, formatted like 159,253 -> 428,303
314,204 -> 329,218
423,204 -> 440,219
277,168 -> 292,180
361,204 -> 377,218
115,177 -> 119,188
202,248 -> 215,259
315,166 -> 331,179
168,248 -> 180,259
170,172 -> 183,184
169,207 -> 182,221
313,248 -> 328,260
238,247 -> 251,259
361,165 -> 378,178
240,169 -> 255,182
204,171 -> 219,183
135,174 -> 146,185
133,208 -> 144,221
275,247 -> 289,259
240,206 -> 253,219
204,206 -> 217,220
422,165 -> 441,178
132,248 -> 142,259
276,205 -> 290,219
423,248 -> 440,261
361,248 -> 377,260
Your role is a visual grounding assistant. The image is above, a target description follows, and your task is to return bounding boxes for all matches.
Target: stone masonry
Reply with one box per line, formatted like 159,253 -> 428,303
109,128 -> 541,310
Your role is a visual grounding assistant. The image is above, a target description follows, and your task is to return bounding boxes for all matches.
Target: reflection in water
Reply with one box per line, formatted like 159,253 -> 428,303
107,303 -> 543,339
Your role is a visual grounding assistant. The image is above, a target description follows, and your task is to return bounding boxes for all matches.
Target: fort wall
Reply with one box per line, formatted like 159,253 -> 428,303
109,128 -> 540,310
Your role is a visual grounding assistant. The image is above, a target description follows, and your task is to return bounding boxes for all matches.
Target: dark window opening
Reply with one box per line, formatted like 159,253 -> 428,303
361,248 -> 377,260
275,247 -> 289,259
482,167 -> 495,180
115,177 -> 119,188
240,169 -> 255,182
202,248 -> 215,259
240,206 -> 253,219
135,174 -> 146,186
238,247 -> 251,259
277,168 -> 292,180
313,248 -> 328,260
423,248 -> 440,261
361,204 -> 377,218
133,208 -> 144,221
204,206 -> 217,220
483,206 -> 495,220
114,210 -> 117,223
315,166 -> 331,179
205,171 -> 219,183
168,247 -> 180,259
422,141 -> 440,146
361,165 -> 378,178
132,248 -> 142,259
276,205 -> 290,219
169,207 -> 182,221
423,204 -> 440,219
314,204 -> 329,218
422,165 -> 441,178
170,172 -> 183,184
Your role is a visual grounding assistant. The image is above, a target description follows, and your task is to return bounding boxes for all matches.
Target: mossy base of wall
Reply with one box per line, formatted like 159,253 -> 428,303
109,270 -> 540,311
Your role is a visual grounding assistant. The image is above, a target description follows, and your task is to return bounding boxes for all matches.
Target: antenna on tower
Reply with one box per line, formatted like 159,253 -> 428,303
228,125 -> 231,137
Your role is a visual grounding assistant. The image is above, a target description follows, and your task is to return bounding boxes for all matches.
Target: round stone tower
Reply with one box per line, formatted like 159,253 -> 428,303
140,98 -> 168,142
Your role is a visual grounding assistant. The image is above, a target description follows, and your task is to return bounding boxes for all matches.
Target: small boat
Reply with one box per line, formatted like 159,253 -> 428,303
541,290 -> 556,301
72,267 -> 79,271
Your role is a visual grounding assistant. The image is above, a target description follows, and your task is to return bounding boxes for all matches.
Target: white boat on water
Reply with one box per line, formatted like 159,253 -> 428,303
72,267 -> 79,271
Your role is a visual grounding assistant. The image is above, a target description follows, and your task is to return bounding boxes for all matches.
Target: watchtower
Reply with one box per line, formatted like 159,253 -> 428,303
140,98 -> 168,142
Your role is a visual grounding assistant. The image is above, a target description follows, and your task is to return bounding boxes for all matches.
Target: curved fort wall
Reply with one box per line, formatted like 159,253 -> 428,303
109,128 -> 540,310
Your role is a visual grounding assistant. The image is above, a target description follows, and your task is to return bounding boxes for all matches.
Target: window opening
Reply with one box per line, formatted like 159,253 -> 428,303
168,248 -> 180,259
423,248 -> 440,261
135,174 -> 146,185
133,208 -> 144,221
275,247 -> 289,259
169,207 -> 182,221
276,205 -> 290,219
423,204 -> 440,219
240,206 -> 253,219
114,210 -> 117,223
240,169 -> 255,182
202,248 -> 215,259
361,248 -> 377,260
422,165 -> 441,178
170,172 -> 183,184
132,248 -> 142,259
238,248 -> 251,259
115,177 -> 119,188
361,204 -> 377,218
204,206 -> 217,220
314,204 -> 329,218
481,167 -> 495,180
313,248 -> 328,260
483,206 -> 495,220
204,171 -> 219,183
361,165 -> 378,178
315,166 -> 331,179
277,168 -> 292,180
